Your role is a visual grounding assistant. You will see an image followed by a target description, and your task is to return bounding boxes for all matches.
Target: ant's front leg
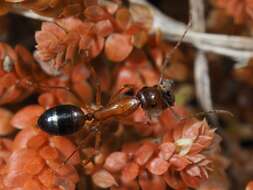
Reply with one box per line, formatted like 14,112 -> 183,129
109,84 -> 136,104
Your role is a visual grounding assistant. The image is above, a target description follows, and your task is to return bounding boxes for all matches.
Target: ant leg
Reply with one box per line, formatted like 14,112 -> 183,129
169,107 -> 183,121
63,131 -> 96,164
94,130 -> 101,151
109,84 -> 136,104
87,64 -> 102,107
117,117 -> 150,127
179,109 -> 233,121
19,79 -> 71,92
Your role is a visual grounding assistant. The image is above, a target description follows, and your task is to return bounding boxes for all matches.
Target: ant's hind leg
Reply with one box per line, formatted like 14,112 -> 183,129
87,63 -> 102,107
63,131 -> 96,165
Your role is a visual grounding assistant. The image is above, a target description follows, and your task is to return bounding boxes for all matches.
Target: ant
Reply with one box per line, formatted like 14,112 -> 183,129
38,78 -> 175,135
37,20 -> 193,136
37,20 -> 232,163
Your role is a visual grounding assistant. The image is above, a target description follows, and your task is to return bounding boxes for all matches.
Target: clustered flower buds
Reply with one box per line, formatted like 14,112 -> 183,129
35,1 -> 152,69
3,126 -> 80,190
214,0 -> 253,24
88,116 -> 217,190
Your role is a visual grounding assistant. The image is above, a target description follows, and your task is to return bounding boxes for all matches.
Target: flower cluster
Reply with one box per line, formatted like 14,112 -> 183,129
0,42 -> 93,107
82,113 -> 218,190
35,1 -> 153,69
2,126 -> 80,189
0,0 -> 87,17
214,0 -> 253,24
0,138 -> 13,189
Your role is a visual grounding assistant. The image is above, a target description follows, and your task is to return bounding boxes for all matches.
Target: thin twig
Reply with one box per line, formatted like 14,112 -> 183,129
130,0 -> 253,61
190,0 -> 205,32
11,8 -> 53,22
8,0 -> 253,61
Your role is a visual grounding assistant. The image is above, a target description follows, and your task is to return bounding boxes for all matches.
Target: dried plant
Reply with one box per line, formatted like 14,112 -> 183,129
0,0 -> 252,190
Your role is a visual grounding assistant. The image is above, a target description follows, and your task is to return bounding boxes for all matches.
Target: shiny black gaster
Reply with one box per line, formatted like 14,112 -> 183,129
38,105 -> 85,135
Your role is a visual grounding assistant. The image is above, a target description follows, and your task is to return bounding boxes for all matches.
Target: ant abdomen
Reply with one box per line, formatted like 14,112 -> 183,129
38,105 -> 86,135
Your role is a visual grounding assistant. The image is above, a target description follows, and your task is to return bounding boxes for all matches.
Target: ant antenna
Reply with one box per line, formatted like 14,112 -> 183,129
21,80 -> 71,91
159,19 -> 192,83
168,107 -> 182,121
179,109 -> 234,121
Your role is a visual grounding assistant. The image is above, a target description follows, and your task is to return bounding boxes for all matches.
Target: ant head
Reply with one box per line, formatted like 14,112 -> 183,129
159,79 -> 175,107
137,85 -> 169,117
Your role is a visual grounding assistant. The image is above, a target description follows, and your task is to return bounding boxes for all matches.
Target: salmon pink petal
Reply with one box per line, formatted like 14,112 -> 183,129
122,142 -> 141,158
89,35 -> 104,58
180,172 -> 202,188
147,158 -> 170,175
23,179 -> 43,190
11,105 -> 45,129
186,154 -> 206,163
195,135 -> 213,149
72,81 -> 93,104
38,168 -> 56,188
95,19 -> 114,37
24,156 -> 45,175
8,149 -> 38,172
133,31 -> 148,48
246,181 -> 253,190
0,108 -> 15,135
183,121 -> 202,141
4,172 -> 32,188
163,171 -> 186,190
104,152 -> 128,172
189,143 -> 205,155
13,127 -> 43,150
139,171 -> 166,190
115,8 -> 132,30
159,142 -> 176,161
71,64 -> 90,82
170,155 -> 191,171
134,142 -> 156,166
41,22 -> 66,40
121,162 -> 139,183
46,160 -> 78,180
105,33 -> 133,62
39,146 -> 59,160
49,136 -> 80,165
129,3 -> 153,30
84,5 -> 108,21
92,169 -> 118,188
27,133 -> 48,150
186,165 -> 202,177
66,170 -> 80,184
38,93 -> 57,108
55,177 -> 76,190
1,138 -> 13,152
84,0 -> 98,7
102,0 -> 119,14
